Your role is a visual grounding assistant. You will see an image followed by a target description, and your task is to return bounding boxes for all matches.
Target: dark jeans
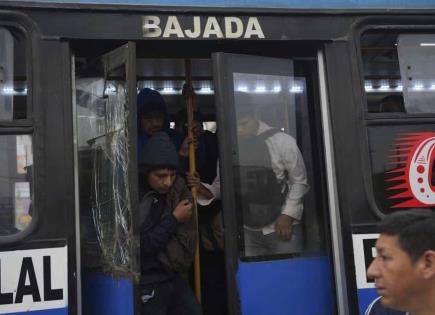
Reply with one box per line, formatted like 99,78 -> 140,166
141,275 -> 202,315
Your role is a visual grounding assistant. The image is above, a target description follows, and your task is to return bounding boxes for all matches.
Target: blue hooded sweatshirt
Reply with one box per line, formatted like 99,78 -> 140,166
137,88 -> 182,158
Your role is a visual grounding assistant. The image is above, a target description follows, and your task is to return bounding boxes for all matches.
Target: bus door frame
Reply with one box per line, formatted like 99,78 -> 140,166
72,41 -> 138,315
212,50 -> 349,315
317,49 -> 350,315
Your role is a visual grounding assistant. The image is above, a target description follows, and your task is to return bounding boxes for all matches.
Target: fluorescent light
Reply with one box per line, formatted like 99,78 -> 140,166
273,85 -> 281,93
290,85 -> 303,93
237,86 -> 249,92
379,83 -> 390,91
196,87 -> 213,95
420,43 -> 435,47
254,85 -> 267,93
160,87 -> 180,95
3,87 -> 14,94
412,83 -> 424,91
2,87 -> 27,95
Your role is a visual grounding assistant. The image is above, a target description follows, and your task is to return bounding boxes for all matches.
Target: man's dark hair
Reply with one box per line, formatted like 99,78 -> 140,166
379,95 -> 406,113
378,209 -> 435,262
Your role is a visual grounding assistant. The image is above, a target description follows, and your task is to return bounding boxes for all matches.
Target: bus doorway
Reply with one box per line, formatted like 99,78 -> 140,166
72,39 -> 339,315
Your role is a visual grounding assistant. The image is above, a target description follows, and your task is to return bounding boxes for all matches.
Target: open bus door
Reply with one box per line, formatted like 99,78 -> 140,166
73,42 -> 138,315
212,52 -> 340,314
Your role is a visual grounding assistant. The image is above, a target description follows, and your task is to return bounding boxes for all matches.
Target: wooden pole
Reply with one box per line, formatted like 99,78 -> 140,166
184,59 -> 201,303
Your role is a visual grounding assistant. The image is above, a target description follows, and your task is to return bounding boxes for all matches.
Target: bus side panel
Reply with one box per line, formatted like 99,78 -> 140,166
82,273 -> 133,315
237,257 -> 334,315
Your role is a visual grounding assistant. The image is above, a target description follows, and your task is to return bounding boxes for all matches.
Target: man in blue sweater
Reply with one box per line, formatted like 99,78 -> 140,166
139,132 -> 201,315
365,209 -> 435,315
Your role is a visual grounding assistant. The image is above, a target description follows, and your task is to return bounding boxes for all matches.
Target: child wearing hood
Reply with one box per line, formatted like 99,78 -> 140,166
139,131 -> 201,315
137,88 -> 182,157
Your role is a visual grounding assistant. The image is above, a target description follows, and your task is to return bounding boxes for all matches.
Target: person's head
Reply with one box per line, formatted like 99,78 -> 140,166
367,209 -> 435,312
190,114 -> 204,138
137,88 -> 169,135
380,95 -> 406,113
235,92 -> 258,139
147,168 -> 177,194
139,132 -> 179,194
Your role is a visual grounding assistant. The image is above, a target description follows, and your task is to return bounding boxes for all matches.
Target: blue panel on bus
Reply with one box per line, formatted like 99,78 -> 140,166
82,273 -> 134,315
17,0 -> 435,9
236,256 -> 334,315
358,288 -> 379,315
6,308 -> 67,315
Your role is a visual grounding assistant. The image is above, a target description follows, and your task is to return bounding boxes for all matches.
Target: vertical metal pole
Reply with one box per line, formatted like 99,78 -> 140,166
185,59 -> 201,303
317,49 -> 349,315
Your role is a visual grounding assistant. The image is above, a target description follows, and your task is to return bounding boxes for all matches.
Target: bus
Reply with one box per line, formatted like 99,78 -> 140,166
0,1 -> 435,314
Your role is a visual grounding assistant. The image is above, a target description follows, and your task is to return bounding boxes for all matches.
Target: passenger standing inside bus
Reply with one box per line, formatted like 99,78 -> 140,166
138,132 -> 201,315
137,88 -> 182,196
137,88 -> 182,157
234,92 -> 309,256
189,92 -> 309,256
365,209 -> 435,315
176,87 -> 224,315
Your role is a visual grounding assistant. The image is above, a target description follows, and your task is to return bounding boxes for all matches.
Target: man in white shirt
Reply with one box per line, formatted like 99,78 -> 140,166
188,92 -> 309,257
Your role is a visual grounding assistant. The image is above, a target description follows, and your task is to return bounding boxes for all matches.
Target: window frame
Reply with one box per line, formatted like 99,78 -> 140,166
0,11 -> 40,244
354,18 -> 435,219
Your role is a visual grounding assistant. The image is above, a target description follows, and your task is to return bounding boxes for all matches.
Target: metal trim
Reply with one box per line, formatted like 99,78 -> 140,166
211,52 -> 240,315
317,49 -> 349,315
3,1 -> 435,15
71,54 -> 82,315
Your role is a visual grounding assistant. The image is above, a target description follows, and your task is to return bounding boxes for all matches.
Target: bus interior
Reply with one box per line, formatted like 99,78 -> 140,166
72,38 -> 335,314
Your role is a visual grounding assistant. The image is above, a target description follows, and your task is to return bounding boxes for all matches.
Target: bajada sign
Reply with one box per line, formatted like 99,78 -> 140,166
143,16 -> 265,39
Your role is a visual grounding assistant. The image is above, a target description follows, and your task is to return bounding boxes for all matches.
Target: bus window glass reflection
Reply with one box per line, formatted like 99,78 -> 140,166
0,135 -> 33,236
363,32 -> 435,114
0,27 -> 28,121
232,73 -> 309,257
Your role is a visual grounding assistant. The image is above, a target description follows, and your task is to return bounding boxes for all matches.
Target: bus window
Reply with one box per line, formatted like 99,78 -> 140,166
362,31 -> 435,114
361,31 -> 404,113
361,31 -> 435,215
397,34 -> 435,113
0,27 -> 27,120
0,135 -> 33,235
0,25 -> 31,237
